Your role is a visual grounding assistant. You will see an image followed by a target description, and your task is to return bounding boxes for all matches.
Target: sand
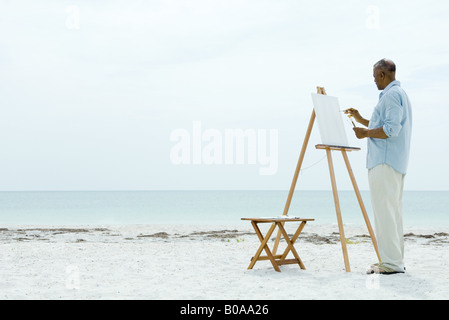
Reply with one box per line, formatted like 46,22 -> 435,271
1,223 -> 448,300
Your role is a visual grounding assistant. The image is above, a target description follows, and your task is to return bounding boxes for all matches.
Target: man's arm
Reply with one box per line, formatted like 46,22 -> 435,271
353,91 -> 404,140
344,108 -> 388,139
353,126 -> 388,139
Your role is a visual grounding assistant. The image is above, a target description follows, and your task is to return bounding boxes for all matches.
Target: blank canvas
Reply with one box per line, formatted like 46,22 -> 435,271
311,93 -> 350,147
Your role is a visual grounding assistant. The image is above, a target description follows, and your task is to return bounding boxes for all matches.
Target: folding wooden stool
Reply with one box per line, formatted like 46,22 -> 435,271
241,217 -> 314,272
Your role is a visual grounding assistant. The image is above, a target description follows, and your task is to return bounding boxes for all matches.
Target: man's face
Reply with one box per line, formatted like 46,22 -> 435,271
373,67 -> 385,90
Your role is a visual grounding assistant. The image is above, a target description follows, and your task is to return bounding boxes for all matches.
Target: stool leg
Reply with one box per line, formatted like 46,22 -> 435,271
248,222 -> 281,272
277,222 -> 306,270
280,221 -> 307,260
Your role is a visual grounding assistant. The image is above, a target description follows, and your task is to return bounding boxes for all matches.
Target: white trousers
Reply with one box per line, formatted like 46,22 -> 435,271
368,164 -> 405,272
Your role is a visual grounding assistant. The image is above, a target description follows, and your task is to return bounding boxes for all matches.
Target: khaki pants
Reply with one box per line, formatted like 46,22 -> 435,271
368,164 -> 405,272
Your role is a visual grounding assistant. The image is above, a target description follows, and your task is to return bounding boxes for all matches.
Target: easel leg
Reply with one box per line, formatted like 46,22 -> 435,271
274,87 -> 326,255
273,110 -> 316,255
341,150 -> 381,262
326,148 -> 351,272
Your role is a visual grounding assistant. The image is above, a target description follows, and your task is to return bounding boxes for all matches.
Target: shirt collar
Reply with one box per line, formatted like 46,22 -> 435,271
379,80 -> 401,99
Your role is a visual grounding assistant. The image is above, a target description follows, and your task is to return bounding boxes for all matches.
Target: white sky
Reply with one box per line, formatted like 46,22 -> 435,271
0,0 -> 448,191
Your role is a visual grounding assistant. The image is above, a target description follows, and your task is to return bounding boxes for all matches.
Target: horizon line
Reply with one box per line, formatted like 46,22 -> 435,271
0,189 -> 447,192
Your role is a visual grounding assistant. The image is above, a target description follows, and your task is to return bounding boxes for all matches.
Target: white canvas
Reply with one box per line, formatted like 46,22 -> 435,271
311,93 -> 350,147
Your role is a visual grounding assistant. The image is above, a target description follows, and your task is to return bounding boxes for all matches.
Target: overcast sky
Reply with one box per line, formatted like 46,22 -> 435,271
1,0 -> 448,191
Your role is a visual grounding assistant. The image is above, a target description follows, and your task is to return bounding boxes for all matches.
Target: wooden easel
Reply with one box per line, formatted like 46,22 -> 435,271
272,86 -> 381,272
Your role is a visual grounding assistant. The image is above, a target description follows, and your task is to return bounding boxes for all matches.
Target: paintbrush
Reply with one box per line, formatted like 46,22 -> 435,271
349,116 -> 356,128
340,109 -> 356,127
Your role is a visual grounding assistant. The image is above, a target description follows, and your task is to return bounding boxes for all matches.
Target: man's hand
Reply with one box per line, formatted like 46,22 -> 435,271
344,108 -> 370,127
344,108 -> 362,122
353,127 -> 369,139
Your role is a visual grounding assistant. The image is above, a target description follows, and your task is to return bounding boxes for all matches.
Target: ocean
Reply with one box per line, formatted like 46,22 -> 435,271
0,190 -> 448,228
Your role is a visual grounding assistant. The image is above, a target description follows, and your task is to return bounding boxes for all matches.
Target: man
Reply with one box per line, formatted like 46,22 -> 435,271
345,58 -> 412,275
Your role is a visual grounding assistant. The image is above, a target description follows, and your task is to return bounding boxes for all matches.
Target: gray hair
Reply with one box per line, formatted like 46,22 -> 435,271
374,59 -> 396,73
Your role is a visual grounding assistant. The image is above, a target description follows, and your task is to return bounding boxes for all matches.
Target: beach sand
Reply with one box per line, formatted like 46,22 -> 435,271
1,223 -> 448,300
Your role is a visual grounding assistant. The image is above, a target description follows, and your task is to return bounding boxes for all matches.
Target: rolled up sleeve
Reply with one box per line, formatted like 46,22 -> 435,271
382,92 -> 403,137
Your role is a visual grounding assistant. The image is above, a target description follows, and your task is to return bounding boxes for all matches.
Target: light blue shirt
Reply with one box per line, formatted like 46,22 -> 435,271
367,80 -> 412,174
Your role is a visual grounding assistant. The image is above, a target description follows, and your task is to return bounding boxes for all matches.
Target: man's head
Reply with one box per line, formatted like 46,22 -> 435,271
373,58 -> 396,90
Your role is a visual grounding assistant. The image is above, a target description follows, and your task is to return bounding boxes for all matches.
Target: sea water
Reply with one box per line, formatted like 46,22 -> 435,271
0,190 -> 447,228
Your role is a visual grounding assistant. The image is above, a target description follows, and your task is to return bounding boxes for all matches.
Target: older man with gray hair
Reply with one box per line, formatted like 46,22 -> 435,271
345,58 -> 412,275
